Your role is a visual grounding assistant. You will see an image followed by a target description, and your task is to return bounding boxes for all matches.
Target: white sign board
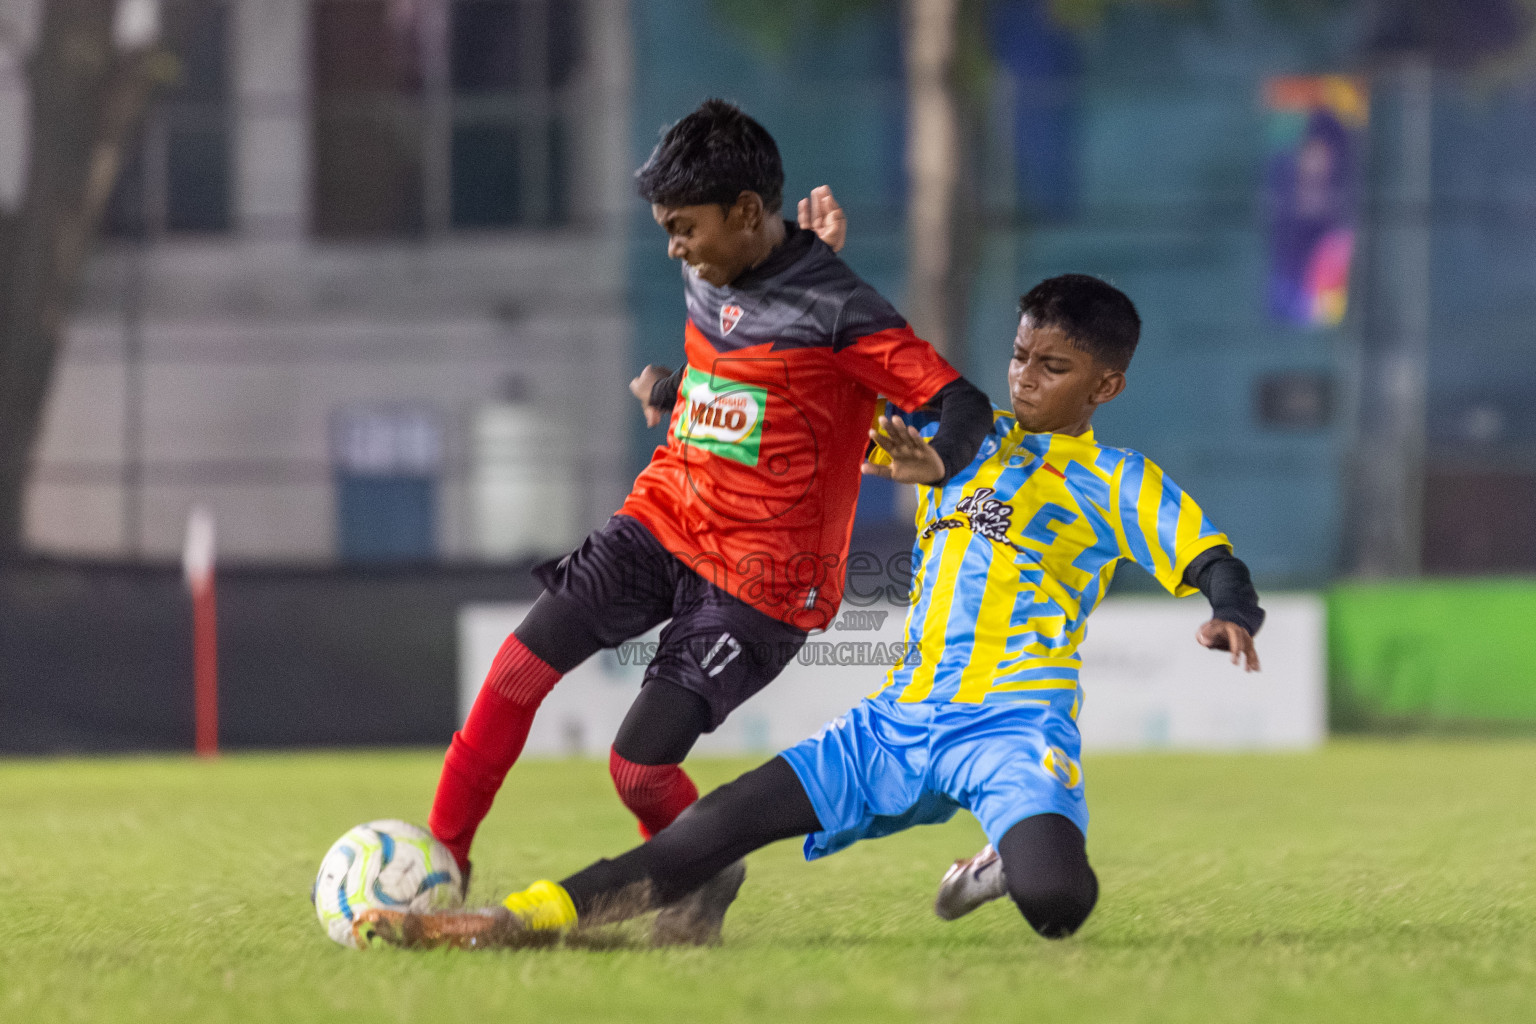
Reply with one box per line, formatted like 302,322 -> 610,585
458,602 -> 915,758
458,594 -> 1325,757
1075,594 -> 1325,751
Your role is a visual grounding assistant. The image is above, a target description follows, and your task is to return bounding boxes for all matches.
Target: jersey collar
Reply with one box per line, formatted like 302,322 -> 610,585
729,220 -> 815,290
1006,422 -> 1097,445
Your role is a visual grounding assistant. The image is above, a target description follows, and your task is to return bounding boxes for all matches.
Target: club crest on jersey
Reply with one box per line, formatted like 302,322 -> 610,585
719,303 -> 744,336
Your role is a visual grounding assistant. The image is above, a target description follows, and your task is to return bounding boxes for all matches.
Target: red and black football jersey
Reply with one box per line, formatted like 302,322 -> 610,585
619,224 -> 959,630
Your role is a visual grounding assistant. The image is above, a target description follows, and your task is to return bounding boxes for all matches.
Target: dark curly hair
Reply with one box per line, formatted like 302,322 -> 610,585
1019,274 -> 1141,372
635,98 -> 784,212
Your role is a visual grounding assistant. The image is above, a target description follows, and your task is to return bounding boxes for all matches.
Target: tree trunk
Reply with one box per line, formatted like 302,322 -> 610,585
0,0 -> 167,554
902,0 -> 968,363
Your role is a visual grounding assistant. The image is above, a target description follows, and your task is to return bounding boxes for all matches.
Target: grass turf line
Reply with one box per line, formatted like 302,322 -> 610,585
0,741 -> 1532,1023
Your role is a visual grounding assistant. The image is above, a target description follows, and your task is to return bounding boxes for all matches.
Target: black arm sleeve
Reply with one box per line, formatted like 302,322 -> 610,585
925,376 -> 994,486
648,365 -> 685,412
1183,547 -> 1266,636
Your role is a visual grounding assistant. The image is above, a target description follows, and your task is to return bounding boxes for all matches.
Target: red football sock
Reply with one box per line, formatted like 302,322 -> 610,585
609,748 -> 700,840
429,635 -> 560,871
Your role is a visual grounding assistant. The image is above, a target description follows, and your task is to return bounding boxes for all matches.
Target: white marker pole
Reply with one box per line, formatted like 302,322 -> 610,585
183,506 -> 218,757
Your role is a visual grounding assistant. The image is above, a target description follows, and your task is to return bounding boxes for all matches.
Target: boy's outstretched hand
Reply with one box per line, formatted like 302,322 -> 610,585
1196,619 -> 1261,672
863,414 -> 945,485
798,185 -> 846,253
630,364 -> 672,428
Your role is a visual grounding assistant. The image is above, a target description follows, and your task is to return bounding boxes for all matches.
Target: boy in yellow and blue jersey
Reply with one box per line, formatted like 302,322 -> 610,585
356,274 -> 1264,949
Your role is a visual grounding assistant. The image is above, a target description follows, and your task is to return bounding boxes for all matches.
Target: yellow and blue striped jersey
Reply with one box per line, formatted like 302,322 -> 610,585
870,409 -> 1231,710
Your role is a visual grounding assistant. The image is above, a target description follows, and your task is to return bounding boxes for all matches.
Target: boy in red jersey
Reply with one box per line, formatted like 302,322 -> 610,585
427,100 -> 994,907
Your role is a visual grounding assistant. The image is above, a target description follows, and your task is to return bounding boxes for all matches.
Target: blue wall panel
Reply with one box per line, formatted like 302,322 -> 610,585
624,0 -> 1536,584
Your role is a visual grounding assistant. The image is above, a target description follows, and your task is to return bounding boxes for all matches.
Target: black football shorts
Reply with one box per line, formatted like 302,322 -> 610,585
524,514 -> 809,730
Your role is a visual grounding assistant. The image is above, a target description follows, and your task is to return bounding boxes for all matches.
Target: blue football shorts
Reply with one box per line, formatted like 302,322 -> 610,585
778,697 -> 1088,860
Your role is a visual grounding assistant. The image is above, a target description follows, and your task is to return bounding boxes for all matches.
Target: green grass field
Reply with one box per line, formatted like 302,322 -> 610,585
2,742 -> 1533,1023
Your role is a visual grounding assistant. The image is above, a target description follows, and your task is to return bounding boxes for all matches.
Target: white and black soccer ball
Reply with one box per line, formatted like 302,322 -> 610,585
312,819 -> 463,948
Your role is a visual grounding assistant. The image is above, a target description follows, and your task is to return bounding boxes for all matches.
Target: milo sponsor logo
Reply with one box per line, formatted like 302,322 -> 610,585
675,367 -> 767,466
690,391 -> 756,440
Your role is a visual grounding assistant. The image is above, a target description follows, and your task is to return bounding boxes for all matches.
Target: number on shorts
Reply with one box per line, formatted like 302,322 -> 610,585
699,632 -> 743,678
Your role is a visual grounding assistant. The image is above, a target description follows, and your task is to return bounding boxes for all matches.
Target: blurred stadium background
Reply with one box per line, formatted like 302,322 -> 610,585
2,0 -> 1535,753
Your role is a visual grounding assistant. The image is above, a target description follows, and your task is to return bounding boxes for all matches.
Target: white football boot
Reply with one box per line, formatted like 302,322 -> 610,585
933,844 -> 1008,920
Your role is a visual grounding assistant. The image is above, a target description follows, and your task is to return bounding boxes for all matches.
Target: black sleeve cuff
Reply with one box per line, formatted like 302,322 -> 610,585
1184,547 -> 1266,636
926,376 -> 994,485
649,365 -> 684,412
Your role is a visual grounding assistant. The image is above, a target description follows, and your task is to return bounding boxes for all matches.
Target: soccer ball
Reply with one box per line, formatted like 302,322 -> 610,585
312,819 -> 463,948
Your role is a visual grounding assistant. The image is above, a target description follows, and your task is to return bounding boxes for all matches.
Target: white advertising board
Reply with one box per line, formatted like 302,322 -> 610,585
1074,594 -> 1325,751
459,594 -> 1325,757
